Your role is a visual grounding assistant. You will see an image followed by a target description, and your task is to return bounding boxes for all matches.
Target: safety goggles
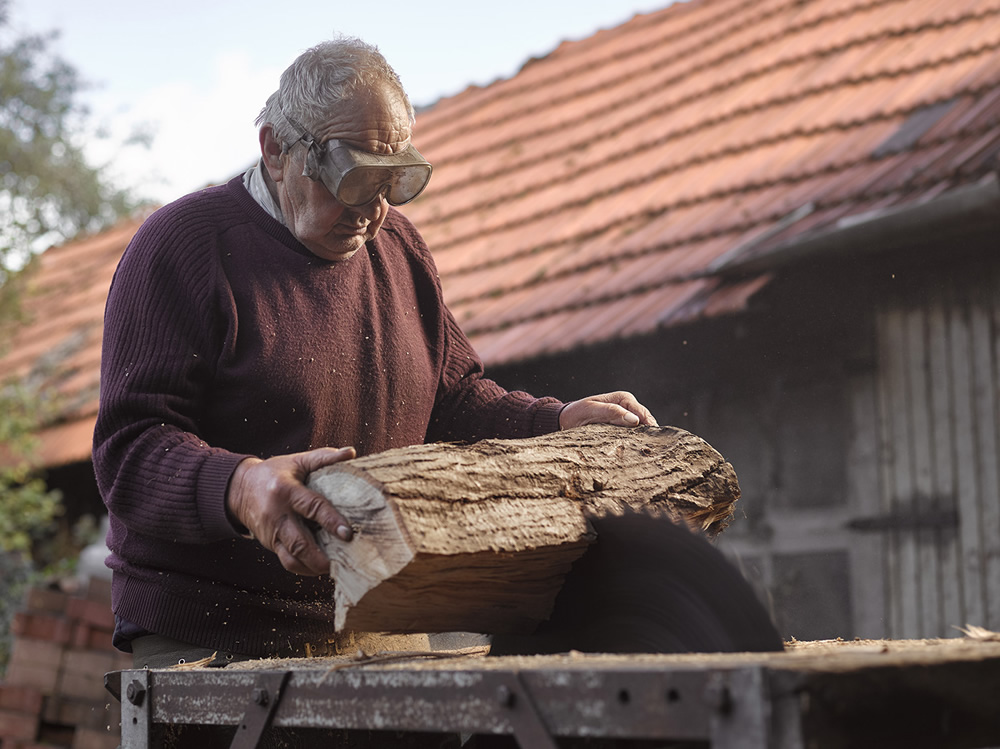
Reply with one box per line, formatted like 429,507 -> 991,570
284,113 -> 432,207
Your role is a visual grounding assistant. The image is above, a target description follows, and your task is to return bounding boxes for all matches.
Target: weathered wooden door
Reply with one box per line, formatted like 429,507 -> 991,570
854,265 -> 1000,638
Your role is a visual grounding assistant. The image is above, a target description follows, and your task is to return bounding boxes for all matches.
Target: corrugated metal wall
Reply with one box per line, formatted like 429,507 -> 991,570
872,260 -> 1000,638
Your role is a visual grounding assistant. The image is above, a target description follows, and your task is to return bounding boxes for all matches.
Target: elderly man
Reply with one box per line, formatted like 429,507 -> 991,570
94,37 -> 655,670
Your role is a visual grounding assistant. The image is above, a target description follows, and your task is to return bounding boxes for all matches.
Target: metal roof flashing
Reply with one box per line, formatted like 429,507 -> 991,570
712,172 -> 1000,278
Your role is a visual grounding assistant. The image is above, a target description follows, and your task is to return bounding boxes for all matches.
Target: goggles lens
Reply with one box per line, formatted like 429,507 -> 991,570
335,161 -> 433,207
302,138 -> 432,207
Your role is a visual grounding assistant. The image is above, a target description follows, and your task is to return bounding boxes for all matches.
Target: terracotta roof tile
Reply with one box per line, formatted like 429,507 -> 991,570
403,0 -> 1000,365
4,0 -> 1000,467
0,218 -> 145,465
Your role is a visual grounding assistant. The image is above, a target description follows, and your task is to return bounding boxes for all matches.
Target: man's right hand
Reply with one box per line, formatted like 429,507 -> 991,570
226,447 -> 356,576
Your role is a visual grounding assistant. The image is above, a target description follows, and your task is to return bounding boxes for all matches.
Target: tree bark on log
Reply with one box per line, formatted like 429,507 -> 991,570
310,424 -> 740,634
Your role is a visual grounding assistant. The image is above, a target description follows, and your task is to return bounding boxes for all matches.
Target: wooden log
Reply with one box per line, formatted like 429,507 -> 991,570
310,424 -> 740,635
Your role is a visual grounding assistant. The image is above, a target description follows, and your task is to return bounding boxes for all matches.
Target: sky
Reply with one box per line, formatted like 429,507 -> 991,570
10,1 -> 668,206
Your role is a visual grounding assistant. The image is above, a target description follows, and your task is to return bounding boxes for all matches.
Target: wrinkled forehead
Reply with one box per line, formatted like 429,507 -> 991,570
311,86 -> 413,155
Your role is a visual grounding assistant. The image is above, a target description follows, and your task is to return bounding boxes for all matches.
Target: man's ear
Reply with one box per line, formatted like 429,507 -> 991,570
260,125 -> 285,182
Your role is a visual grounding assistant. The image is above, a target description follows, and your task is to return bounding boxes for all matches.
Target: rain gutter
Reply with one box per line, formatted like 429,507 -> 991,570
711,171 -> 1000,278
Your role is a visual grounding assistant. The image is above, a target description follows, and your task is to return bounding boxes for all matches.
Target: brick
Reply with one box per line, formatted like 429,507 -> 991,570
41,697 -> 116,731
83,578 -> 112,606
0,709 -> 38,741
1,741 -> 64,749
70,625 -> 114,653
71,727 -> 120,749
54,672 -> 106,702
64,600 -> 113,631
4,641 -> 63,695
0,687 -> 43,715
61,650 -> 117,678
0,665 -> 58,697
23,589 -> 69,616
9,615 -> 71,646
69,625 -> 89,651
9,639 -> 64,672
35,725 -> 73,746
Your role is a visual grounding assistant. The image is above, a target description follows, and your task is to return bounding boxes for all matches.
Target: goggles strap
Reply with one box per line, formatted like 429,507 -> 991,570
280,109 -> 315,146
279,108 -> 323,179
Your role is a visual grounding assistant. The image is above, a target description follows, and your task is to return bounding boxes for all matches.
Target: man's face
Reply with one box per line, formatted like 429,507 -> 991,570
264,86 -> 413,262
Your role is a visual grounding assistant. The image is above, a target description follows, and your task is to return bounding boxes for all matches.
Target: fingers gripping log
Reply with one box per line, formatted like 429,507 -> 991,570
308,424 -> 740,635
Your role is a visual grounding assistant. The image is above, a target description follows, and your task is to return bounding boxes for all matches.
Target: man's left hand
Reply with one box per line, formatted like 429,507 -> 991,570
559,391 -> 658,429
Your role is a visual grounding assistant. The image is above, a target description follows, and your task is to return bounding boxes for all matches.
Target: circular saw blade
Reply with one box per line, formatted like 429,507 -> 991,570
491,510 -> 783,655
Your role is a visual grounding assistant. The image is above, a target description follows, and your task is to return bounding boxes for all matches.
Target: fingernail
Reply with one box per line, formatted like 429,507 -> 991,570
624,412 -> 640,426
336,524 -> 353,541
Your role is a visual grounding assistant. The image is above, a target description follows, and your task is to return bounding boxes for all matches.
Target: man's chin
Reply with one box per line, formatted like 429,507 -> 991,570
303,234 -> 367,262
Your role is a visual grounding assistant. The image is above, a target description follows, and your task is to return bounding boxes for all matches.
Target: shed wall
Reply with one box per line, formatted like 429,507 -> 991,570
489,243 -> 1000,641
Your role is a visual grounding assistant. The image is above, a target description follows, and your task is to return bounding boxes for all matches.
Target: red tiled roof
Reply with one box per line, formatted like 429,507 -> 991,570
403,0 -> 1000,364
2,0 -> 999,467
0,218 -> 146,466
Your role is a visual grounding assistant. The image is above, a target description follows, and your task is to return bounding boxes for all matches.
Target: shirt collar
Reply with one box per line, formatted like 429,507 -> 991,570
243,160 -> 284,223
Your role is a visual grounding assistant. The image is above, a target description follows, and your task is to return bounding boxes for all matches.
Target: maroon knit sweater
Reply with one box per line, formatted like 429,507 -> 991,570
93,177 -> 562,655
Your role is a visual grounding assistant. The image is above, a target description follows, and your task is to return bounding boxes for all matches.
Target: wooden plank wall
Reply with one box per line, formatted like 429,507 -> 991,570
874,260 -> 1000,638
846,351 -> 886,639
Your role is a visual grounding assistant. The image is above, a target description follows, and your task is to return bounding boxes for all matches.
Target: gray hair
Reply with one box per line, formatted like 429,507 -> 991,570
256,36 -> 414,144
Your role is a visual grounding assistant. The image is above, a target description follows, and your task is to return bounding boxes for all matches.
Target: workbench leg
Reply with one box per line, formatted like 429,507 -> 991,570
497,673 -> 558,749
707,668 -> 805,749
119,668 -> 151,749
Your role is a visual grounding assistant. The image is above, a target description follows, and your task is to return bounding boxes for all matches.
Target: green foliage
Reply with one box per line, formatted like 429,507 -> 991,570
0,0 -> 135,564
0,379 -> 64,671
0,0 -> 136,277
0,550 -> 32,669
0,0 -> 139,671
0,380 -> 63,556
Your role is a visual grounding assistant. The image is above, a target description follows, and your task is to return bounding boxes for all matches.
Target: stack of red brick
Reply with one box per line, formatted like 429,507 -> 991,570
0,579 -> 130,749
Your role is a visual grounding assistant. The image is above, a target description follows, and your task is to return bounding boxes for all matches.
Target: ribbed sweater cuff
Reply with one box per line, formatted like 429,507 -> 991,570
532,400 -> 565,436
196,453 -> 253,539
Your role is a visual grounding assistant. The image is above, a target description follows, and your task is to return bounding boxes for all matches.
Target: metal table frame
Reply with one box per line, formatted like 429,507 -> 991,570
108,644 -> 1000,748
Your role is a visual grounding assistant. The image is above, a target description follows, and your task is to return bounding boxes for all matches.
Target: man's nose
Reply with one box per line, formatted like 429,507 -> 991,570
349,191 -> 386,221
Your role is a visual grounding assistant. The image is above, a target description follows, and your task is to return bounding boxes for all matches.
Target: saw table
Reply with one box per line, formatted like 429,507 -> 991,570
107,638 -> 1000,748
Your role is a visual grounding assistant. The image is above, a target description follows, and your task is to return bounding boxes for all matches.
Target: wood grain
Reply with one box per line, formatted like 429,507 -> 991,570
310,424 -> 740,634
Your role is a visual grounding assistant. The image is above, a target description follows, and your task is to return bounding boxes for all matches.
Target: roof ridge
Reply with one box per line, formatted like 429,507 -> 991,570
416,0 -> 789,148
441,106 -> 1000,304
423,48 -> 1000,248
417,0 -> 919,155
